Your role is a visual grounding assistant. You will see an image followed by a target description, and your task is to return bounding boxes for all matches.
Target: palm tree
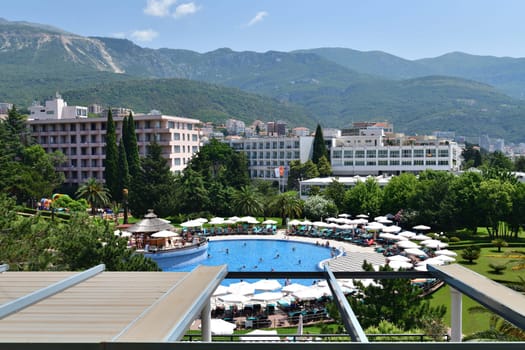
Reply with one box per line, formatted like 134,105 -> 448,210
231,185 -> 263,217
463,306 -> 525,341
75,178 -> 111,215
272,191 -> 303,223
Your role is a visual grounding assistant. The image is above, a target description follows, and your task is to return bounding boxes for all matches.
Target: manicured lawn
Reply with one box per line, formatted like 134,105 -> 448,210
428,246 -> 525,336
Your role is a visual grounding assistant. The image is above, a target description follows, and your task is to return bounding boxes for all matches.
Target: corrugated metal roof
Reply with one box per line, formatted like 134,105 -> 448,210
0,265 -> 227,343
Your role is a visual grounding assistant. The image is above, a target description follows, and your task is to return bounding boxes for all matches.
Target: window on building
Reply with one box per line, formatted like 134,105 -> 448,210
438,160 -> 449,165
378,160 -> 388,166
367,161 -> 377,166
427,149 -> 436,157
426,160 -> 436,165
187,124 -> 193,130
174,158 -> 181,166
174,133 -> 180,141
192,134 -> 198,141
70,124 -> 76,131
294,151 -> 299,158
378,150 -> 388,158
390,160 -> 399,165
355,161 -> 365,166
402,149 -> 412,158
168,121 -> 175,129
145,121 -> 151,129
367,150 -> 376,158
192,146 -> 198,153
414,160 -> 424,165
402,160 -> 412,165
344,161 -> 353,166
90,135 -> 97,143
439,149 -> 449,157
414,149 -> 424,158
333,150 -> 342,158
174,145 -> 181,153
355,150 -> 365,158
390,150 -> 399,158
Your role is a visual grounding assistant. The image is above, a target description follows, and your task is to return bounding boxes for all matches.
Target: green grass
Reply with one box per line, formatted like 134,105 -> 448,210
428,246 -> 525,335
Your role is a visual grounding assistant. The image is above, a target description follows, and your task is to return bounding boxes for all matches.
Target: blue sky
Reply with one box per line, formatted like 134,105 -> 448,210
3,0 -> 525,59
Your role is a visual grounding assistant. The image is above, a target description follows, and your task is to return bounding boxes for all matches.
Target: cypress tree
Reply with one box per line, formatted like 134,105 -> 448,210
121,115 -> 129,157
104,109 -> 119,199
312,123 -> 329,164
126,113 -> 140,177
116,140 -> 130,202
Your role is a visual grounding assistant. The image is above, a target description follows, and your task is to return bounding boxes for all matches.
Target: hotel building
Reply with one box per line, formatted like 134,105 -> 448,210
27,95 -> 201,187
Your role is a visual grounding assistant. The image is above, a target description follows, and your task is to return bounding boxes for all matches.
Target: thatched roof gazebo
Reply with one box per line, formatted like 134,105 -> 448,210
126,210 -> 175,234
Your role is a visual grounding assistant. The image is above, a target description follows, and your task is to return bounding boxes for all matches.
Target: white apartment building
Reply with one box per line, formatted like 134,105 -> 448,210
225,136 -> 314,184
27,98 -> 201,187
330,127 -> 462,176
29,92 -> 88,120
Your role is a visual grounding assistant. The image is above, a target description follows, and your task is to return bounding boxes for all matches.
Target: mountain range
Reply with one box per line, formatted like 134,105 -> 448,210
2,18 -> 525,143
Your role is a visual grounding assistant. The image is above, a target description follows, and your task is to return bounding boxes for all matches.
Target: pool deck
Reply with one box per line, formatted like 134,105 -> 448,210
190,231 -> 388,332
208,230 -> 387,271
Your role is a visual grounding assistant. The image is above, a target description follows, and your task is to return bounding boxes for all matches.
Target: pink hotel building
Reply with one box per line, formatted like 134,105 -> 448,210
27,95 -> 201,187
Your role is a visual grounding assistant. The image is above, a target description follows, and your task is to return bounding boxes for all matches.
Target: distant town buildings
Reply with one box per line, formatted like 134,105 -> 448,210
29,92 -> 87,120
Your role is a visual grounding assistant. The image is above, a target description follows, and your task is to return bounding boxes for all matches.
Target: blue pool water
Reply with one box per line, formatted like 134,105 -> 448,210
159,239 -> 335,286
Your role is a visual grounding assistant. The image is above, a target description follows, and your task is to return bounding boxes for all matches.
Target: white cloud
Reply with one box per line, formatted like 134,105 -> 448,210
247,11 -> 268,26
130,29 -> 159,42
173,2 -> 201,19
144,0 -> 178,17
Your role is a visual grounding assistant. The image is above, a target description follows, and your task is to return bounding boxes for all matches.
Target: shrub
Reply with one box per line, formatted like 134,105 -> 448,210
449,236 -> 461,243
488,262 -> 507,274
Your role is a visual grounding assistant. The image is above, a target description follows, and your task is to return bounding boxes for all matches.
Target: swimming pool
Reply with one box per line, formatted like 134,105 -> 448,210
160,239 -> 334,273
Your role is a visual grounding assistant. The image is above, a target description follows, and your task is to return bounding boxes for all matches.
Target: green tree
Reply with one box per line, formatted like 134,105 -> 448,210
271,191 -> 303,223
461,246 -> 481,264
491,238 -> 508,252
317,155 -> 332,177
344,178 -> 383,218
75,178 -> 111,215
312,123 -> 328,164
125,113 -> 141,177
104,109 -> 119,199
444,171 -> 483,234
461,143 -> 483,169
463,306 -> 525,341
116,140 -> 130,202
478,178 -> 514,238
381,173 -> 417,216
347,262 -> 446,330
188,138 -> 249,189
411,170 -> 454,230
176,168 -> 210,215
514,156 -> 525,172
303,195 -> 337,221
129,142 -> 178,217
483,151 -> 514,171
231,185 -> 264,217
323,179 -> 346,210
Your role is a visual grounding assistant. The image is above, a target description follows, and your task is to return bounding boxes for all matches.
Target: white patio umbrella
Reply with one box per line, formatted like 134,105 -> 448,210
412,234 -> 432,241
240,329 -> 280,342
381,225 -> 402,233
404,248 -> 428,257
414,265 -> 428,271
312,221 -> 327,227
399,230 -> 416,239
287,219 -> 302,226
388,260 -> 413,270
413,224 -> 431,231
227,281 -> 254,295
252,279 -> 282,291
239,216 -> 258,223
366,222 -> 385,231
386,255 -> 411,262
281,283 -> 308,294
434,249 -> 458,257
396,240 -> 420,249
356,214 -> 369,219
222,219 -> 237,225
204,318 -> 237,335
219,293 -> 251,304
421,240 -> 449,249
417,258 -> 445,266
209,217 -> 225,224
338,213 -> 351,218
262,219 -> 278,225
195,217 -> 208,224
180,220 -> 202,227
435,255 -> 456,263
325,217 -> 337,222
293,286 -> 325,301
151,230 -> 178,238
251,292 -> 284,302
379,232 -> 398,240
212,285 -> 230,297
